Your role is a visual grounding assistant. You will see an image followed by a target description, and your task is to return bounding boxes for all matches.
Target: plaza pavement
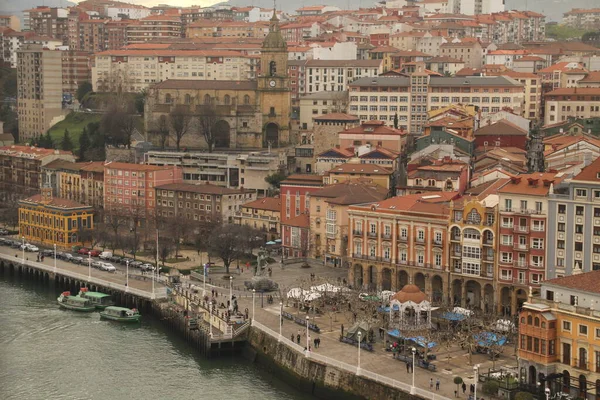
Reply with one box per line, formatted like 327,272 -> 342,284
198,261 -> 519,400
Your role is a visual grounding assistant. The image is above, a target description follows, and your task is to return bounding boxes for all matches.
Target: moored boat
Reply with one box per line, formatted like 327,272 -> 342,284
77,288 -> 114,309
99,306 -> 141,322
57,291 -> 96,312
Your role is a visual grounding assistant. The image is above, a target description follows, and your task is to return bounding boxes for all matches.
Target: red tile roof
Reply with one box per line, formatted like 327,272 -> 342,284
349,192 -> 458,215
572,157 -> 600,183
497,172 -> 560,196
242,196 -> 281,212
328,163 -> 392,175
282,213 -> 309,228
545,270 -> 600,295
20,194 -> 92,210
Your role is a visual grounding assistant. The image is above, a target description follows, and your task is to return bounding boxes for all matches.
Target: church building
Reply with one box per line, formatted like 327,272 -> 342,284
144,11 -> 291,149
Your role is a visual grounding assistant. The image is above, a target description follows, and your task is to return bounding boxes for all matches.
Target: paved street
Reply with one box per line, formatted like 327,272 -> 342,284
199,261 -> 518,400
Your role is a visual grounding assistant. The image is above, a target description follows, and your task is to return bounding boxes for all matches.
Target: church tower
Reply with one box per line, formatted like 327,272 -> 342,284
258,9 -> 290,148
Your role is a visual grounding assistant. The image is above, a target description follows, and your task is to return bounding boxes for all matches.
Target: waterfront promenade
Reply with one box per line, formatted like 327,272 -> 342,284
199,262 -> 516,400
0,246 -> 167,299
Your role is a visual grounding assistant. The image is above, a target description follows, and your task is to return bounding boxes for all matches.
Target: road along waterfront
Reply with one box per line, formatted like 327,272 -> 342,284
0,271 -> 313,400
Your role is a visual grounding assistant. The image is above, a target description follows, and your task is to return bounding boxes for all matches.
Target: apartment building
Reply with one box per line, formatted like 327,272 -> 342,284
154,182 -> 255,224
447,193 -> 500,311
298,91 -> 348,131
519,272 -> 600,395
280,22 -> 323,42
439,41 -> 483,69
61,51 -> 91,97
498,71 -> 541,120
77,19 -> 108,53
0,145 -> 75,198
1,30 -> 34,68
544,88 -> 600,126
497,173 -> 558,312
309,181 -> 388,267
92,50 -> 256,92
0,15 -> 20,31
103,162 -> 183,218
23,7 -> 69,44
347,192 -> 457,297
547,158 -> 600,279
126,15 -> 182,44
144,150 -> 286,196
238,196 -> 281,241
186,20 -> 269,39
562,8 -> 600,30
400,158 -> 469,195
348,75 -> 524,130
41,160 -> 86,203
80,161 -> 104,209
18,186 -> 94,249
16,45 -> 65,141
105,20 -> 129,50
280,174 -> 324,224
447,0 -> 504,15
304,59 -> 383,95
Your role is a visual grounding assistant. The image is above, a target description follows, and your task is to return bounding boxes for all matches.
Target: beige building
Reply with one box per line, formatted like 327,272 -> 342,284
304,59 -> 382,95
0,15 -> 20,31
298,91 -> 348,131
186,20 -> 269,39
324,161 -> 394,190
126,15 -> 182,44
16,44 -> 66,141
544,88 -> 600,126
439,41 -> 483,69
499,71 -> 541,121
238,196 -> 281,241
309,181 -> 388,267
92,49 -> 256,92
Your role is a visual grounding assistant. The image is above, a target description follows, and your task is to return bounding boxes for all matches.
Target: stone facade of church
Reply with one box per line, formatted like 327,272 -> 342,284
144,13 -> 291,150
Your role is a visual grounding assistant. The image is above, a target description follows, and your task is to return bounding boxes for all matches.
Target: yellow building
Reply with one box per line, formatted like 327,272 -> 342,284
519,271 -> 600,395
238,196 -> 281,241
18,186 -> 94,249
323,161 -> 394,190
309,181 -> 388,267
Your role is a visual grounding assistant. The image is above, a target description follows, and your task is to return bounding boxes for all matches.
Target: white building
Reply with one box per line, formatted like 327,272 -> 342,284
106,5 -> 151,20
447,0 -> 504,15
304,59 -> 383,95
312,42 -> 357,61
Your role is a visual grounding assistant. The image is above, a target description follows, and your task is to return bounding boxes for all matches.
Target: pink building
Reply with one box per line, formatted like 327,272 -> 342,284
103,162 -> 182,217
338,121 -> 408,154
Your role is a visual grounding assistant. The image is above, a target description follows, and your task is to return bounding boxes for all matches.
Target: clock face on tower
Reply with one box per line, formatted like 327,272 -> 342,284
269,80 -> 276,87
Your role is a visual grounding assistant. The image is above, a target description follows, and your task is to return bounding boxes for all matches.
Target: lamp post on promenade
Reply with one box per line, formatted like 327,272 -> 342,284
53,243 -> 57,274
357,331 -> 362,375
279,301 -> 283,341
411,347 -> 417,394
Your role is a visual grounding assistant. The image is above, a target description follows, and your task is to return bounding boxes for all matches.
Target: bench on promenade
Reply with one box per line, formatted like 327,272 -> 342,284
281,311 -> 321,333
339,336 -> 374,352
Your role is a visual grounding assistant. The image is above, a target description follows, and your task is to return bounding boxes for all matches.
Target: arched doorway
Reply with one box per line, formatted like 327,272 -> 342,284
484,284 -> 494,313
368,266 -> 376,291
500,287 -> 512,315
579,375 -> 587,399
431,275 -> 443,304
466,280 -> 482,309
382,268 -> 392,291
397,270 -> 409,290
452,279 -> 463,306
354,264 -> 363,288
516,289 -> 528,312
414,273 -> 425,292
563,370 -> 571,394
265,123 -> 279,147
214,120 -> 231,148
529,365 -> 537,385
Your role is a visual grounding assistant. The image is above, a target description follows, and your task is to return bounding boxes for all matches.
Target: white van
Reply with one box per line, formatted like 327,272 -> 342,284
99,251 -> 113,260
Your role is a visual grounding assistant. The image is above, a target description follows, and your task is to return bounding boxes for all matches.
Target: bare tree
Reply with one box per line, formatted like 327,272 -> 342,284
126,202 -> 146,260
168,105 -> 192,152
195,104 -> 227,153
100,104 -> 138,148
167,213 -> 194,258
104,208 -> 127,254
207,224 -> 250,275
149,114 -> 170,150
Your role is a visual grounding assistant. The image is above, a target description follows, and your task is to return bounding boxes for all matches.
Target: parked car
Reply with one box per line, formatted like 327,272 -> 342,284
71,256 -> 84,264
0,229 -> 8,235
140,263 -> 154,271
26,244 -> 39,252
90,260 -> 103,269
100,262 -> 116,272
121,258 -> 134,265
110,256 -> 123,264
41,249 -> 54,256
63,253 -> 74,261
10,241 -> 21,248
99,251 -> 113,260
88,250 -> 101,257
130,261 -> 143,268
78,248 -> 90,255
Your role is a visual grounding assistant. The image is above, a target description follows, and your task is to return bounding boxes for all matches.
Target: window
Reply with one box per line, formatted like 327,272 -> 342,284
576,189 -> 588,198
546,290 -> 554,301
462,246 -> 481,259
501,252 -> 513,263
576,206 -> 584,216
570,295 -> 578,306
563,321 -> 571,331
532,220 -> 545,231
370,223 -> 376,234
558,204 -> 566,214
400,227 -> 408,239
417,229 -> 425,241
557,223 -> 565,232
532,238 -> 544,249
579,325 -> 588,335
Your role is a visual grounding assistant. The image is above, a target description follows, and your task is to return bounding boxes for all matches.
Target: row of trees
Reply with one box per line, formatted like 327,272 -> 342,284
148,101 -> 230,152
81,206 -> 263,273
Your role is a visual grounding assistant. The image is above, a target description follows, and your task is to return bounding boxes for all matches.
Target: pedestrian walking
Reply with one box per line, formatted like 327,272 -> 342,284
436,379 -> 440,391
316,338 -> 321,348
406,362 -> 410,373
430,378 -> 434,389
313,338 -> 318,348
341,324 -> 344,337
291,334 -> 294,342
462,383 -> 467,394
454,390 -> 458,398
296,334 -> 301,344
470,384 -> 474,394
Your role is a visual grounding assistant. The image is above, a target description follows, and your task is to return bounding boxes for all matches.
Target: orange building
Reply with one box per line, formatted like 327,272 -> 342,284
347,192 -> 458,301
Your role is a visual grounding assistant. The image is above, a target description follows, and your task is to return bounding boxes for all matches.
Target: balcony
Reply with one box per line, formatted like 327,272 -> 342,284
514,225 -> 529,233
398,236 -> 408,242
432,239 -> 443,247
367,231 -> 377,238
514,243 -> 528,251
515,261 -> 528,269
451,235 -> 461,242
415,237 -> 425,244
573,358 -> 589,371
353,230 -> 363,236
382,233 -> 392,240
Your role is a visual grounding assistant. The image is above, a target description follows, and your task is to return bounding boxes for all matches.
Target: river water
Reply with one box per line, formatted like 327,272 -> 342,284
0,273 -> 311,400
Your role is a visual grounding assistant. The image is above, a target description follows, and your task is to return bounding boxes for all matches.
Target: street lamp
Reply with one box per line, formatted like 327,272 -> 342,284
252,289 -> 256,323
357,331 -> 362,375
88,252 -> 91,281
203,263 -> 206,297
209,302 -> 213,338
279,301 -> 283,341
305,315 -> 310,356
474,364 -> 480,400
53,243 -> 57,273
125,260 -> 129,292
229,276 -> 233,311
545,386 -> 551,400
21,236 -> 25,264
411,347 -> 417,394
